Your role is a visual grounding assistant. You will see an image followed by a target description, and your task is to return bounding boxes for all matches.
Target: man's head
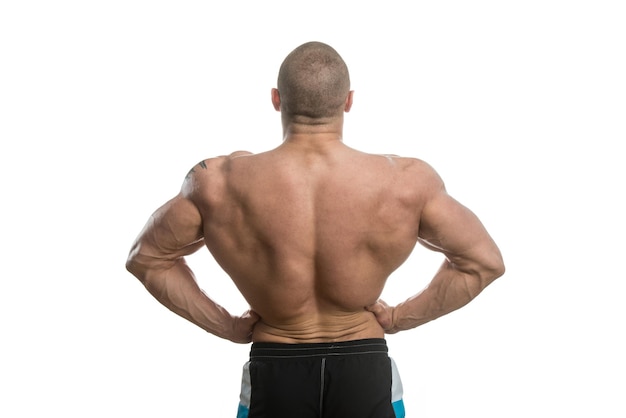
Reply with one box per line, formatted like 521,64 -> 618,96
273,42 -> 352,120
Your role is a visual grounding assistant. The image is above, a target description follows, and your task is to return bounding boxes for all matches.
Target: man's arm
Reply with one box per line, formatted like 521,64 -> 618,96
368,177 -> 505,333
125,179 -> 258,343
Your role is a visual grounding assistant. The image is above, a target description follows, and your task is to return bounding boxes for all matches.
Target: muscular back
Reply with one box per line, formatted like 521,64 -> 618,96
188,141 -> 431,342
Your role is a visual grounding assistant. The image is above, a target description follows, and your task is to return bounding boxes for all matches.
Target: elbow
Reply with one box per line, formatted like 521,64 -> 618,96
125,256 -> 135,275
482,250 -> 506,285
126,246 -> 175,287
495,257 -> 506,279
125,257 -> 140,280
125,239 -> 156,284
448,248 -> 505,302
462,250 -> 505,291
125,251 -> 147,284
461,256 -> 504,300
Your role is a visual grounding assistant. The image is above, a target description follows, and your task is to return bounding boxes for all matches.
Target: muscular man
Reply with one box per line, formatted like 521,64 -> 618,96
126,41 -> 505,418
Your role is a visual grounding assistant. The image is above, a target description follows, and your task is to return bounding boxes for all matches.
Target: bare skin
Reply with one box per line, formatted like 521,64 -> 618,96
126,89 -> 505,344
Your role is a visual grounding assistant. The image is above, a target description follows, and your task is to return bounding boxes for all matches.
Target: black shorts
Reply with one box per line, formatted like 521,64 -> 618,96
236,338 -> 405,418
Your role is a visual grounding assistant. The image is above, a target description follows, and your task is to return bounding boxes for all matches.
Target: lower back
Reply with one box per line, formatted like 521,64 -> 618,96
251,309 -> 385,343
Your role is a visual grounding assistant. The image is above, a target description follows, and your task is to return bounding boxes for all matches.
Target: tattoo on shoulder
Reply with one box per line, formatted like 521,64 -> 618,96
185,160 -> 208,180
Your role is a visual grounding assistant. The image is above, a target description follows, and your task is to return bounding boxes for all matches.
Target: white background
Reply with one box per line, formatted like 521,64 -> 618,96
1,1 -> 624,417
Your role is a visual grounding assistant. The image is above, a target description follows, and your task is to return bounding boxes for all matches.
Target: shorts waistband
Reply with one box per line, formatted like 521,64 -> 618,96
250,338 -> 388,359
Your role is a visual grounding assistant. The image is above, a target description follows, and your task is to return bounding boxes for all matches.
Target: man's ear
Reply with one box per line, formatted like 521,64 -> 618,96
271,88 -> 281,111
344,90 -> 354,112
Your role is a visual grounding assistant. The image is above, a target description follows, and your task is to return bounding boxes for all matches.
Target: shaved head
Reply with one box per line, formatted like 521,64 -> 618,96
277,42 -> 351,119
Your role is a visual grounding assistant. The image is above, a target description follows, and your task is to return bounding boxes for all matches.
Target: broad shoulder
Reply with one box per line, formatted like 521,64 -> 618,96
181,150 -> 255,198
378,154 -> 444,187
188,150 -> 254,174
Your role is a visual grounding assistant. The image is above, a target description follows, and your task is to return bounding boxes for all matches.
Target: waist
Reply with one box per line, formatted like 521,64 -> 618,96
250,338 -> 388,359
251,311 -> 385,344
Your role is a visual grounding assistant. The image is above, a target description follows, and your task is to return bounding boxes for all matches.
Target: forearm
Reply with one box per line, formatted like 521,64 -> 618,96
393,260 -> 496,331
131,258 -> 235,340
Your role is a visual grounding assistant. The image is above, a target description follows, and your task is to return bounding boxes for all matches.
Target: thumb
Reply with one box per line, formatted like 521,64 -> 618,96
243,309 -> 261,322
365,299 -> 388,314
365,300 -> 394,332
